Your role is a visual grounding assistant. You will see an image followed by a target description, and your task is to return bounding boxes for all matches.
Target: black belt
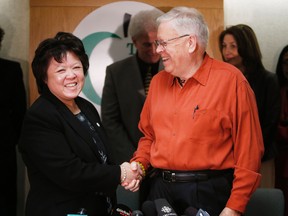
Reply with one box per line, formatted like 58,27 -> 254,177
161,169 -> 233,183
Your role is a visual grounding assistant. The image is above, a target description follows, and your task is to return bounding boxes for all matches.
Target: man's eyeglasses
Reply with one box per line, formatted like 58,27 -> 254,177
154,34 -> 190,49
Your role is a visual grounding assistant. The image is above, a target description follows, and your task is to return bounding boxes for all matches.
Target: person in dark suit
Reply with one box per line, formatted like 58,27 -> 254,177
101,9 -> 164,210
18,32 -> 142,216
0,26 -> 26,216
275,45 -> 288,216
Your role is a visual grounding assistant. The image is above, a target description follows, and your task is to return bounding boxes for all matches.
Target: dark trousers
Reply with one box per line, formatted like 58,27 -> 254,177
0,149 -> 17,216
147,171 -> 233,216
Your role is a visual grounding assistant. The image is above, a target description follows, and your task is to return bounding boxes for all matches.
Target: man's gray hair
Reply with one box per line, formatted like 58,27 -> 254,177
128,9 -> 164,39
157,7 -> 209,49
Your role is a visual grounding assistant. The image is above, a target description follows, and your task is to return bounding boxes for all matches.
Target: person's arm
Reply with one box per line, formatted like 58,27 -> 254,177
226,80 -> 264,213
129,85 -> 153,170
260,72 -> 281,161
11,62 -> 27,140
101,67 -> 136,164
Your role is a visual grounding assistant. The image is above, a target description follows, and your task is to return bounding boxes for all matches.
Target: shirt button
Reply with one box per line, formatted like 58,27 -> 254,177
96,122 -> 100,127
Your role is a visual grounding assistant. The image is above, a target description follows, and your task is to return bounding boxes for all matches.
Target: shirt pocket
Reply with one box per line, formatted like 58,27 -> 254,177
189,109 -> 232,143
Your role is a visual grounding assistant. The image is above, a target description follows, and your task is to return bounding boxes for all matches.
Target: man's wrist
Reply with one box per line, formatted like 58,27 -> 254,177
137,162 -> 146,177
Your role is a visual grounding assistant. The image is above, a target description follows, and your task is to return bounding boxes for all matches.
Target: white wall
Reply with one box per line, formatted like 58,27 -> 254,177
224,0 -> 288,72
0,0 -> 29,88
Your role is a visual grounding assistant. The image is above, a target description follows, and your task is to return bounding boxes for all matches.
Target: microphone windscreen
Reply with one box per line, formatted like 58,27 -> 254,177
132,210 -> 144,216
184,206 -> 198,216
142,200 -> 157,216
111,204 -> 132,216
196,209 -> 210,216
154,198 -> 177,216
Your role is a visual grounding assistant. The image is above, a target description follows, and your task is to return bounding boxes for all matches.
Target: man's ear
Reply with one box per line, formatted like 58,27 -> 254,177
188,35 -> 197,53
131,36 -> 136,45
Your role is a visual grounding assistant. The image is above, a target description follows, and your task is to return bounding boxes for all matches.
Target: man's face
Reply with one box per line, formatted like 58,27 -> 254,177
155,21 -> 191,77
133,31 -> 160,64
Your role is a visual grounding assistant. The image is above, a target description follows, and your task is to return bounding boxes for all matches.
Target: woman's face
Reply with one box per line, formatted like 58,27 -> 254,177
46,51 -> 85,105
282,52 -> 288,80
221,34 -> 243,69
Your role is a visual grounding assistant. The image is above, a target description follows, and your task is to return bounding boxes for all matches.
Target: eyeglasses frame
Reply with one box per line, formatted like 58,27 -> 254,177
154,34 -> 190,49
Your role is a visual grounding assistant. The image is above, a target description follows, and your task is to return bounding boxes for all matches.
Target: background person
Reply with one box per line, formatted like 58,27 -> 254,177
275,45 -> 288,216
129,7 -> 264,216
18,32 -> 141,216
101,9 -> 164,210
219,24 -> 281,188
0,26 -> 27,216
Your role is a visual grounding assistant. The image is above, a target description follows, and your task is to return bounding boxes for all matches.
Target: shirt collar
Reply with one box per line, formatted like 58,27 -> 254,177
170,53 -> 212,87
192,53 -> 212,86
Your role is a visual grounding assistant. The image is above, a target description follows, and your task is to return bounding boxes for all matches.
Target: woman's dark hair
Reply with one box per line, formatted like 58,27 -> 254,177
276,45 -> 288,87
219,24 -> 265,78
32,32 -> 89,94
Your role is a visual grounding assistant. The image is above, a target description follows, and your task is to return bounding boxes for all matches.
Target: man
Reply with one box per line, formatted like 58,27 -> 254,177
129,7 -> 264,216
101,9 -> 164,210
0,27 -> 27,216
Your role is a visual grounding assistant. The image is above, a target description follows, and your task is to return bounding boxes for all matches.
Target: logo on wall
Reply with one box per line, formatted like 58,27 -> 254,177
73,1 -> 161,112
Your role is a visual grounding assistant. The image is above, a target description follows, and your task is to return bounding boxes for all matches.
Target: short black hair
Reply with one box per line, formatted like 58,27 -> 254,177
32,32 -> 89,94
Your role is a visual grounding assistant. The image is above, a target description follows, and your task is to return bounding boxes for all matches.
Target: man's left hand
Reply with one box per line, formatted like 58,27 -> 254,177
219,207 -> 241,216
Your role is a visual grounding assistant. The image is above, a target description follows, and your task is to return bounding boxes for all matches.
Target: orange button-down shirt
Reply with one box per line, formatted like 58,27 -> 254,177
131,54 -> 264,213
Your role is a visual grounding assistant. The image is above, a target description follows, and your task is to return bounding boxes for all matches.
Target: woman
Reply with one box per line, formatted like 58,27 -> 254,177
219,24 -> 281,187
18,32 -> 141,216
275,45 -> 288,216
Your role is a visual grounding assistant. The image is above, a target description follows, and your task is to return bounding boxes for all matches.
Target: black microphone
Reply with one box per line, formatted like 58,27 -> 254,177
132,210 -> 144,216
154,198 -> 177,216
110,204 -> 132,216
183,206 -> 199,216
183,207 -> 210,216
142,200 -> 157,216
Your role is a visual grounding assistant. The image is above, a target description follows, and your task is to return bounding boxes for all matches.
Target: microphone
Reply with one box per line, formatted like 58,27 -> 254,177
154,198 -> 177,216
142,200 -> 157,216
110,204 -> 132,216
183,207 -> 210,216
196,209 -> 210,216
132,210 -> 144,216
184,206 -> 199,216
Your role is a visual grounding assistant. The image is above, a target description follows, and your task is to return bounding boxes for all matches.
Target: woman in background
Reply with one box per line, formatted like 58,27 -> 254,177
219,24 -> 281,188
275,45 -> 288,216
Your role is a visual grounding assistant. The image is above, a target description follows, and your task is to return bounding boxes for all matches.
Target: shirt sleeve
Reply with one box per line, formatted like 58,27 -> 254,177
130,89 -> 153,170
226,80 -> 264,213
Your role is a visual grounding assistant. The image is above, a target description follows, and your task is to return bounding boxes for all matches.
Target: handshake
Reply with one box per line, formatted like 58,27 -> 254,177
119,161 -> 144,192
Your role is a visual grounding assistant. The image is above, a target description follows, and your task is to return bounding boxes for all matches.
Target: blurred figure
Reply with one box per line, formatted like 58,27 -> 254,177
129,7 -> 263,216
219,24 -> 281,188
275,45 -> 288,216
18,32 -> 141,216
0,26 -> 26,216
101,9 -> 164,210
